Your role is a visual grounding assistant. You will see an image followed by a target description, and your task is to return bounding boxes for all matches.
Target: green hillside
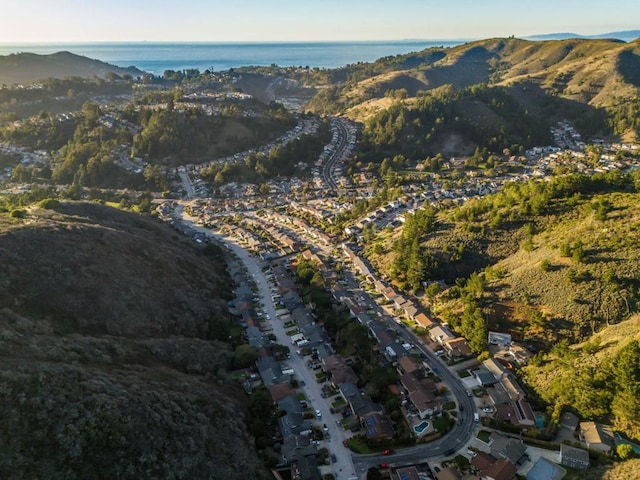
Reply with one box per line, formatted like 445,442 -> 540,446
305,37 -> 640,149
367,172 -> 640,441
369,173 -> 640,338
0,200 -> 268,480
0,51 -> 143,84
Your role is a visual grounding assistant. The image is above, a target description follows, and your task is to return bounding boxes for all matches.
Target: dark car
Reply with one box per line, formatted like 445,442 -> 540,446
379,463 -> 390,469
382,449 -> 395,455
445,448 -> 455,456
330,453 -> 337,463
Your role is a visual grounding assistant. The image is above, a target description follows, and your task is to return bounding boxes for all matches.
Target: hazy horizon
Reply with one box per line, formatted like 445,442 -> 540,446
1,0 -> 638,43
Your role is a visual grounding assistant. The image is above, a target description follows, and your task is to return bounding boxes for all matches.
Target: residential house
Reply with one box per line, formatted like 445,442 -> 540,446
490,434 -> 527,466
278,395 -> 312,437
291,453 -> 322,480
508,343 -> 533,365
443,337 -> 472,358
579,421 -> 615,453
361,412 -> 395,441
482,358 -> 508,379
368,323 -> 395,346
487,382 -> 511,406
384,342 -> 407,361
322,354 -> 358,387
268,382 -> 294,403
392,466 -> 421,480
494,403 -> 518,425
414,312 -> 436,329
488,332 -> 512,348
257,356 -> 290,386
403,302 -> 419,320
339,383 -> 382,418
480,458 -> 517,480
501,376 -> 525,401
400,372 -> 442,419
474,368 -> 498,387
559,412 -> 580,432
398,355 -> 423,376
429,325 -> 455,345
560,444 -> 590,469
513,399 -> 536,427
408,388 -> 442,419
281,435 -> 317,468
471,452 -> 497,472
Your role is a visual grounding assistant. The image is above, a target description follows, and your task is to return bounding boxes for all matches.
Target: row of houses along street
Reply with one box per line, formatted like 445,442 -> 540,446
157,119 -> 640,480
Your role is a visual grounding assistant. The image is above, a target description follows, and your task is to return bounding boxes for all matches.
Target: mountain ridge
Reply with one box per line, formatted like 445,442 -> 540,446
0,51 -> 144,84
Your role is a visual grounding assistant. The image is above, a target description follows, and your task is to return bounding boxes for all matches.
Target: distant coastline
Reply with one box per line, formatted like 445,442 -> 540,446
1,29 -> 635,76
0,40 -> 465,74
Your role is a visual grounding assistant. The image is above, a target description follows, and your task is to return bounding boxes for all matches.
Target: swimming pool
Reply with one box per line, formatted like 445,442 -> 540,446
414,421 -> 430,435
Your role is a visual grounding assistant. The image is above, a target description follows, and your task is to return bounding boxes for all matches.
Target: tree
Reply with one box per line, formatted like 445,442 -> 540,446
233,344 -> 259,369
617,443 -> 634,460
612,341 -> 640,441
367,467 -> 383,480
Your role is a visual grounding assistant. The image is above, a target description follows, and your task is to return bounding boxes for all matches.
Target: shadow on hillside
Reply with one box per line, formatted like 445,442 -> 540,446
618,49 -> 640,87
505,80 -> 610,138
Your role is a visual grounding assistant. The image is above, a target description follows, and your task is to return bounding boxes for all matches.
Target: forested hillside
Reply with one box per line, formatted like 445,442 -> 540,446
0,200 -> 268,480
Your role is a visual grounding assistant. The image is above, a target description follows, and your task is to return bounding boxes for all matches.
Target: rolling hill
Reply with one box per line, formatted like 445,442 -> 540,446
0,201 -> 268,480
0,51 -> 143,84
305,37 -> 640,143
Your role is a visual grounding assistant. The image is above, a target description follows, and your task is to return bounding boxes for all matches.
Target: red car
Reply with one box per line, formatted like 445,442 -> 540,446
382,449 -> 395,455
379,463 -> 390,469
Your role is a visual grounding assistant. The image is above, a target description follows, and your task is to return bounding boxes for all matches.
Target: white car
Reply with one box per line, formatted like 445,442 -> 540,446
315,410 -> 322,419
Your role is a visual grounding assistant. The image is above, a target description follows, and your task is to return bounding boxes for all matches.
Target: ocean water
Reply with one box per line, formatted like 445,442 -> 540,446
0,41 -> 464,74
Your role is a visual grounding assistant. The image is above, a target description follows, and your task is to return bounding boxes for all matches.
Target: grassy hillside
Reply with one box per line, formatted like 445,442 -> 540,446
0,201 -> 268,479
367,176 -> 640,441
369,174 -> 640,340
306,37 -> 640,144
520,316 -> 640,442
309,37 -> 640,113
0,51 -> 143,84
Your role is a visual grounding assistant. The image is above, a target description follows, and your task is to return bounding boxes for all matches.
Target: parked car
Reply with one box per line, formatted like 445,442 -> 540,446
382,449 -> 395,456
379,463 -> 390,469
330,453 -> 337,463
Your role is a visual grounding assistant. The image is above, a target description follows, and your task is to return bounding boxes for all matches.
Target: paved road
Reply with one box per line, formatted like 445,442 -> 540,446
178,206 -> 477,478
178,211 -> 358,479
351,339 -> 477,476
178,167 -> 195,198
322,118 -> 351,190
335,261 -> 478,476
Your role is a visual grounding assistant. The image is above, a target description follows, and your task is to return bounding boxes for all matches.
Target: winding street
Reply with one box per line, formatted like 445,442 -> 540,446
177,206 -> 479,480
322,117 -> 352,191
178,208 -> 359,479
351,341 -> 477,477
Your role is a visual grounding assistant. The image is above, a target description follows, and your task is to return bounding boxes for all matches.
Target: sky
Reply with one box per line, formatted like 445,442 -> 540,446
1,0 -> 638,43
